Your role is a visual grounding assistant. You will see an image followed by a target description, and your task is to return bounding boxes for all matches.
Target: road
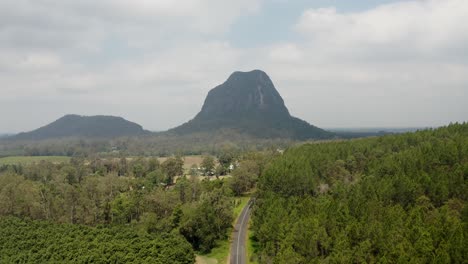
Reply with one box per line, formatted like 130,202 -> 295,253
230,200 -> 252,264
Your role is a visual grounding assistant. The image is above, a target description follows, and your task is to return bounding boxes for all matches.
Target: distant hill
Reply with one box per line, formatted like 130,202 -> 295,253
328,127 -> 428,139
169,70 -> 334,140
0,134 -> 12,139
10,115 -> 149,140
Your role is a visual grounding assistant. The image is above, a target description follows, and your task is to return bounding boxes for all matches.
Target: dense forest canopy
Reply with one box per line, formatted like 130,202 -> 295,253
1,123 -> 466,263
0,149 -> 272,263
0,217 -> 194,263
252,123 -> 467,263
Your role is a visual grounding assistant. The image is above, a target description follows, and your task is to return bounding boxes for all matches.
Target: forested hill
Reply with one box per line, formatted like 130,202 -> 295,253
252,123 -> 467,263
169,70 -> 334,140
10,114 -> 149,140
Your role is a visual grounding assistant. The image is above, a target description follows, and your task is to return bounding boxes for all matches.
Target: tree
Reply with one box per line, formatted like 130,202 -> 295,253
118,157 -> 128,176
147,157 -> 161,172
161,156 -> 184,184
251,124 -> 468,262
0,217 -> 195,263
179,189 -> 233,252
201,156 -> 215,176
189,164 -> 199,177
215,165 -> 227,177
146,170 -> 165,189
229,162 -> 258,195
218,152 -> 234,169
132,163 -> 145,178
111,193 -> 135,224
61,165 -> 78,185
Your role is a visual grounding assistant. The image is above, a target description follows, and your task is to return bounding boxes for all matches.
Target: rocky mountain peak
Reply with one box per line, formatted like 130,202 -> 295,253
196,70 -> 290,120
169,70 -> 333,140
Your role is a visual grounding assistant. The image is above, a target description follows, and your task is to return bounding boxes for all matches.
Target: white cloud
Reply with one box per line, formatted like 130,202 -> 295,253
294,0 -> 468,59
262,0 -> 468,128
0,0 -> 467,132
0,0 -> 261,51
0,0 -> 262,131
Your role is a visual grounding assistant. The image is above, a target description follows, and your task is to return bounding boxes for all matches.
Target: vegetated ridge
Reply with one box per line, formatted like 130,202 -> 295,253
169,70 -> 334,140
252,123 -> 467,263
10,114 -> 149,140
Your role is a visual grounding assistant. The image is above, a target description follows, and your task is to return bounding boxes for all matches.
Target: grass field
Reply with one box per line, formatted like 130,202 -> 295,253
158,155 -> 207,169
0,156 -> 71,165
103,155 -> 214,172
195,255 -> 218,264
247,223 -> 258,264
196,195 -> 251,264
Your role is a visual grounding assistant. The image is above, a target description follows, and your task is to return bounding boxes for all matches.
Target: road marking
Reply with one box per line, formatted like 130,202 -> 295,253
236,204 -> 250,264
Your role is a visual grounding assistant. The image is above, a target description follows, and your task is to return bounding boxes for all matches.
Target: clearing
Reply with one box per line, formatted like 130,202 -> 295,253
0,156 -> 70,165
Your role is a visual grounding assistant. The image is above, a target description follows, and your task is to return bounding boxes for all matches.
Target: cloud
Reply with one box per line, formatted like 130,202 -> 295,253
0,0 -> 261,51
0,0 -> 262,131
0,0 -> 467,132
294,0 -> 468,61
262,0 -> 468,127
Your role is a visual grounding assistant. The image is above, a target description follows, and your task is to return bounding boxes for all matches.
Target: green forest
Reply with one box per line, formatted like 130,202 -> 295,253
0,130 -> 294,157
0,217 -> 193,263
0,150 -> 270,263
251,123 -> 467,263
0,123 -> 466,263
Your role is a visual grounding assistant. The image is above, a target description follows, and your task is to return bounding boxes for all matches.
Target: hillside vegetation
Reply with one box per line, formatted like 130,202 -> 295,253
0,129 -> 293,157
11,114 -> 148,140
252,123 -> 467,263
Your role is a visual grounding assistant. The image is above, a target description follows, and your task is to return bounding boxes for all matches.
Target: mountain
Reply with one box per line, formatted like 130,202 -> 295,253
169,70 -> 334,140
0,133 -> 12,139
11,115 -> 148,140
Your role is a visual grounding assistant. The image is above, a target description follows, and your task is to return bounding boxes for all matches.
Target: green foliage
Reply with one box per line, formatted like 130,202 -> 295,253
161,156 -> 184,184
0,129 -> 295,157
146,169 -> 166,189
0,151 -> 245,257
229,160 -> 259,195
252,123 -> 468,263
259,155 -> 316,197
227,150 -> 278,196
0,156 -> 70,165
0,217 -> 194,263
179,188 -> 234,252
218,151 -> 235,168
201,156 -> 215,176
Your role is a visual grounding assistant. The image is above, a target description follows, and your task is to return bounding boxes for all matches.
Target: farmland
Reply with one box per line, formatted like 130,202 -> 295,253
0,156 -> 70,165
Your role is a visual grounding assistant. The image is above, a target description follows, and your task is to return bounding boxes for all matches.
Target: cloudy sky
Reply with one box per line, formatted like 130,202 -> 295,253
1,0 -> 467,133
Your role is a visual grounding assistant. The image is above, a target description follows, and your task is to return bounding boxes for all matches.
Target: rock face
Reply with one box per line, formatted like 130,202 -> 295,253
169,70 -> 333,140
196,70 -> 290,120
12,115 -> 148,140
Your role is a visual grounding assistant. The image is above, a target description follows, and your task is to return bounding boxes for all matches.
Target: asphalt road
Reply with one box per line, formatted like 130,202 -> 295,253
230,200 -> 252,264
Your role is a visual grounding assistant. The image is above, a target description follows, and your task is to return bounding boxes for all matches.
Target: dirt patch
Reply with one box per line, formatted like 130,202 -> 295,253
158,155 -> 209,169
196,255 -> 218,264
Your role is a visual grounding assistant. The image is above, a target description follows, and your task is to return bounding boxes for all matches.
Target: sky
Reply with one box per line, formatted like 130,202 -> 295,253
1,0 -> 467,133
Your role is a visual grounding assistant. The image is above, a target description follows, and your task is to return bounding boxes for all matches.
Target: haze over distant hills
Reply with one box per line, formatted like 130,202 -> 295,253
169,70 -> 334,140
0,134 -> 12,139
10,115 -> 149,140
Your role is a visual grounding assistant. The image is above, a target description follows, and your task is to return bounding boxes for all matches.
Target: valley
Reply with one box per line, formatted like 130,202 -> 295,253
0,70 -> 465,263
2,0 -> 467,262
